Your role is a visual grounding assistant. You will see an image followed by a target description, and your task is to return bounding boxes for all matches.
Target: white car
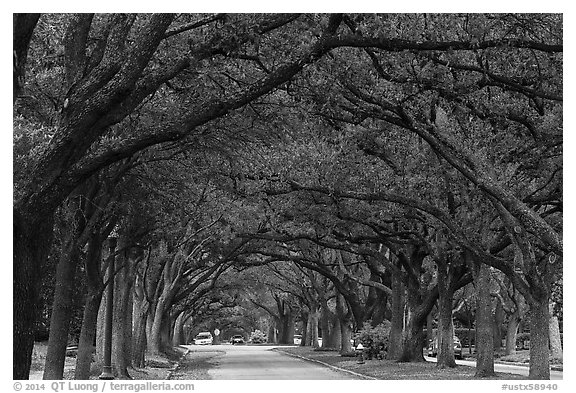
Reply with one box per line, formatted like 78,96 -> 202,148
194,332 -> 213,345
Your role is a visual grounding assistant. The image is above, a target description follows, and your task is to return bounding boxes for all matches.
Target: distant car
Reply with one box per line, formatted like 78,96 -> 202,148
427,336 -> 463,359
230,335 -> 245,345
194,332 -> 213,345
293,335 -> 302,345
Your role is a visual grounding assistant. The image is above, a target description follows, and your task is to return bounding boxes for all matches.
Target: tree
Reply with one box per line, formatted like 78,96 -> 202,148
13,13 -> 347,378
14,13 -> 561,380
13,14 -> 40,100
293,14 -> 562,378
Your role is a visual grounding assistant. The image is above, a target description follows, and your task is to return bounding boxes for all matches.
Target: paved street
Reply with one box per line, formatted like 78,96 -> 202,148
424,356 -> 563,380
185,344 -> 360,380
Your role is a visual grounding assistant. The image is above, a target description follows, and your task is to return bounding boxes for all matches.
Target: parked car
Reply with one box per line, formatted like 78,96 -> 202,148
194,332 -> 213,345
230,335 -> 245,345
427,336 -> 463,359
293,334 -> 302,345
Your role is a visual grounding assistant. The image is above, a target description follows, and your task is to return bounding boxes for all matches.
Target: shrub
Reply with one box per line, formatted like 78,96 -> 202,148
249,330 -> 267,343
355,321 -> 391,360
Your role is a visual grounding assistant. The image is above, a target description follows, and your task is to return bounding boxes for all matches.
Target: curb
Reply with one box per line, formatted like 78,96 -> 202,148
274,349 -> 377,380
438,355 -> 563,373
494,360 -> 563,372
454,357 -> 563,373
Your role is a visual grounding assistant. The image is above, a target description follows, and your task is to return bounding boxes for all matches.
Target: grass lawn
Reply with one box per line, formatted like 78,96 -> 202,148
277,347 -> 526,380
29,342 -> 78,379
29,341 -> 187,380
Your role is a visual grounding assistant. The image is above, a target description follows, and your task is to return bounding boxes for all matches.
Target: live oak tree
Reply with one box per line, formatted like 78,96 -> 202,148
292,14 -> 562,379
239,127 -> 473,363
251,262 -> 328,348
43,175 -> 118,380
13,13 -> 345,378
14,13 -> 561,380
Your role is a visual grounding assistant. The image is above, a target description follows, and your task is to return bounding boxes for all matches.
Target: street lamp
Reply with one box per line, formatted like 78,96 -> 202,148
99,236 -> 116,380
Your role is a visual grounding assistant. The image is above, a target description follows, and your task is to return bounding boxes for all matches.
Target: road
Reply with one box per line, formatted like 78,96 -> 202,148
185,344 -> 360,380
184,344 -> 563,380
424,356 -> 563,380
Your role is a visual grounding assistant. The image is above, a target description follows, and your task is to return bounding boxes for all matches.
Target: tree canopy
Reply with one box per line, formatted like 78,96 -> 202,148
13,13 -> 562,380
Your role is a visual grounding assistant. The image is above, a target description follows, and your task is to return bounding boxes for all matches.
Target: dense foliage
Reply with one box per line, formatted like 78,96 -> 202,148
13,13 -> 562,380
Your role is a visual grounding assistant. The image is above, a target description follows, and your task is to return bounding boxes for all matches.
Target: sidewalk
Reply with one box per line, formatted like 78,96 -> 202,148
460,350 -> 563,372
495,360 -> 562,372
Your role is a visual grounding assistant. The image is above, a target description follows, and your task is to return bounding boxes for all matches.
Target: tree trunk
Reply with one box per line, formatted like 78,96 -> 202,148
279,312 -> 294,345
160,315 -> 173,350
173,312 -> 185,346
468,319 -> 473,356
185,322 -> 194,345
388,268 -> 404,360
336,295 -> 354,355
398,280 -> 430,362
491,199 -> 554,378
75,233 -> 105,380
96,291 -> 106,365
321,298 -> 339,348
493,299 -> 505,352
318,307 -> 330,347
43,239 -> 81,379
43,189 -> 102,380
109,237 -> 134,379
13,213 -> 54,380
339,319 -> 353,354
74,292 -> 102,379
148,296 -> 168,354
505,309 -> 521,356
398,314 -> 427,362
528,297 -> 550,379
329,313 -> 342,350
475,263 -> 495,377
548,303 -> 562,360
267,316 -> 278,344
95,237 -> 119,368
300,311 -> 308,346
306,311 -> 319,347
432,230 -> 468,368
112,277 -> 132,377
275,299 -> 294,345
126,286 -> 134,354
13,13 -> 41,100
436,291 -> 456,368
131,300 -> 149,368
